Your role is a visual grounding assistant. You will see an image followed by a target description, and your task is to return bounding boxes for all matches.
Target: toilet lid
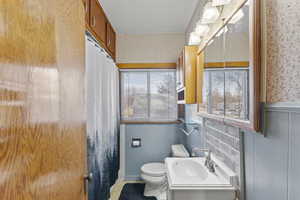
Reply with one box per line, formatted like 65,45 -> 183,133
141,163 -> 165,177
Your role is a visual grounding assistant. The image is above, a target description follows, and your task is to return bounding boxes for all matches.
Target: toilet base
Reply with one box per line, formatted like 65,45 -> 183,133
144,181 -> 167,200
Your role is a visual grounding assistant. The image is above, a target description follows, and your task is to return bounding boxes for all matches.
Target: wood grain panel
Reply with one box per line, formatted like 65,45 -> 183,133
184,46 -> 198,104
85,0 -> 116,60
106,22 -> 116,55
0,0 -> 87,200
178,52 -> 185,90
90,0 -> 106,44
83,0 -> 90,25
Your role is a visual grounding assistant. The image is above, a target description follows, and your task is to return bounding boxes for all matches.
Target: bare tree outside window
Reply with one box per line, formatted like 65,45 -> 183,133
121,70 -> 177,121
225,70 -> 249,120
201,68 -> 249,120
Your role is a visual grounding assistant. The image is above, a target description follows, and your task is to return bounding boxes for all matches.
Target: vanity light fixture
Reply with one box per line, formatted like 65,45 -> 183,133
216,26 -> 228,37
201,2 -> 220,24
195,23 -> 210,37
189,32 -> 202,45
212,0 -> 232,6
229,9 -> 244,24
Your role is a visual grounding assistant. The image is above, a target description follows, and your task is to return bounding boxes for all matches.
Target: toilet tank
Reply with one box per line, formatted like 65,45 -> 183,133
171,144 -> 190,157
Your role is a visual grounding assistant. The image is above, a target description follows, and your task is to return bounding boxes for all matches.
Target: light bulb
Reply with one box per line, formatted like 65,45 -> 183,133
195,23 -> 210,36
189,32 -> 202,45
201,2 -> 220,24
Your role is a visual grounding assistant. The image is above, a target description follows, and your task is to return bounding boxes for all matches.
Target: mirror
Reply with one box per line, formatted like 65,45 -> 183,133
198,0 -> 261,132
224,4 -> 249,120
200,26 -> 226,116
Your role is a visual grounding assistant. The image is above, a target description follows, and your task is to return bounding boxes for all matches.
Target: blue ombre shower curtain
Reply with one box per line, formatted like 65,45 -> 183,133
86,35 -> 120,200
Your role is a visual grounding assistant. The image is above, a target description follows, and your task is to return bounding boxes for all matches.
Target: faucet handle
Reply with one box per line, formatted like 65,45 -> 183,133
207,160 -> 215,173
206,149 -> 212,160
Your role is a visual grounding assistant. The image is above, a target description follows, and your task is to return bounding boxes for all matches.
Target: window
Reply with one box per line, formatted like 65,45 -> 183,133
225,70 -> 249,120
121,70 -> 177,122
211,71 -> 225,115
201,68 -> 249,120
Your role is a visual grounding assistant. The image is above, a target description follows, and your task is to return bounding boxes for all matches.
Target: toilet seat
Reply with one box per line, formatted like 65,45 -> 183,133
141,162 -> 165,177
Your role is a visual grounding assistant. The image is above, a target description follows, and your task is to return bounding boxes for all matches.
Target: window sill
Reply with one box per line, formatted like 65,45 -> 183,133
120,120 -> 181,125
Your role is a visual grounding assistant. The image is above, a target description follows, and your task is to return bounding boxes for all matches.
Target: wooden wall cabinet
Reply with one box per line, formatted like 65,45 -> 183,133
90,0 -> 107,44
83,0 -> 90,24
85,0 -> 116,60
176,53 -> 184,90
106,22 -> 116,54
176,46 -> 198,104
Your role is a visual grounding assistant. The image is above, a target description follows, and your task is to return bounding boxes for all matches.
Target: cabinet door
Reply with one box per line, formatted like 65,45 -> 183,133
83,0 -> 90,24
176,58 -> 180,90
106,22 -> 116,54
179,52 -> 185,89
90,0 -> 106,43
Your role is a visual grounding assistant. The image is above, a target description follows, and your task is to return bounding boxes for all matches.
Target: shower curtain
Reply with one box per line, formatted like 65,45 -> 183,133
86,35 -> 120,200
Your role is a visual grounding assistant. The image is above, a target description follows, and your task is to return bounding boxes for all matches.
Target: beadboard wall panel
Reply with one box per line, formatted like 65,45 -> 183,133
244,105 -> 300,200
289,113 -> 300,200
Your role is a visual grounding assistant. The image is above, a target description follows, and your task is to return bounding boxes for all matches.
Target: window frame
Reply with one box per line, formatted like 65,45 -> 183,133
201,67 -> 250,121
120,69 -> 178,124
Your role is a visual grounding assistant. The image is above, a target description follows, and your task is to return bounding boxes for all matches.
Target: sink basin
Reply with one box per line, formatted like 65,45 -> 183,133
165,157 -> 237,200
165,157 -> 237,189
172,159 -> 208,181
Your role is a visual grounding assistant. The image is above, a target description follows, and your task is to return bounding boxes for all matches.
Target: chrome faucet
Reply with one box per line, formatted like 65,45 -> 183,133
191,147 -> 215,173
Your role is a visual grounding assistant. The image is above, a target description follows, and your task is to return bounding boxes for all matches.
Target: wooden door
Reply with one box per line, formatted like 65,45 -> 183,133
90,0 -> 107,44
106,22 -> 116,55
0,0 -> 87,200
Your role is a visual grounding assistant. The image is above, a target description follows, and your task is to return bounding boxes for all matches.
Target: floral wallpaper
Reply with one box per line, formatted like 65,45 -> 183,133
266,0 -> 300,103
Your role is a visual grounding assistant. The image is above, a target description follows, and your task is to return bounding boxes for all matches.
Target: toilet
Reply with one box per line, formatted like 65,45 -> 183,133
141,144 -> 189,199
